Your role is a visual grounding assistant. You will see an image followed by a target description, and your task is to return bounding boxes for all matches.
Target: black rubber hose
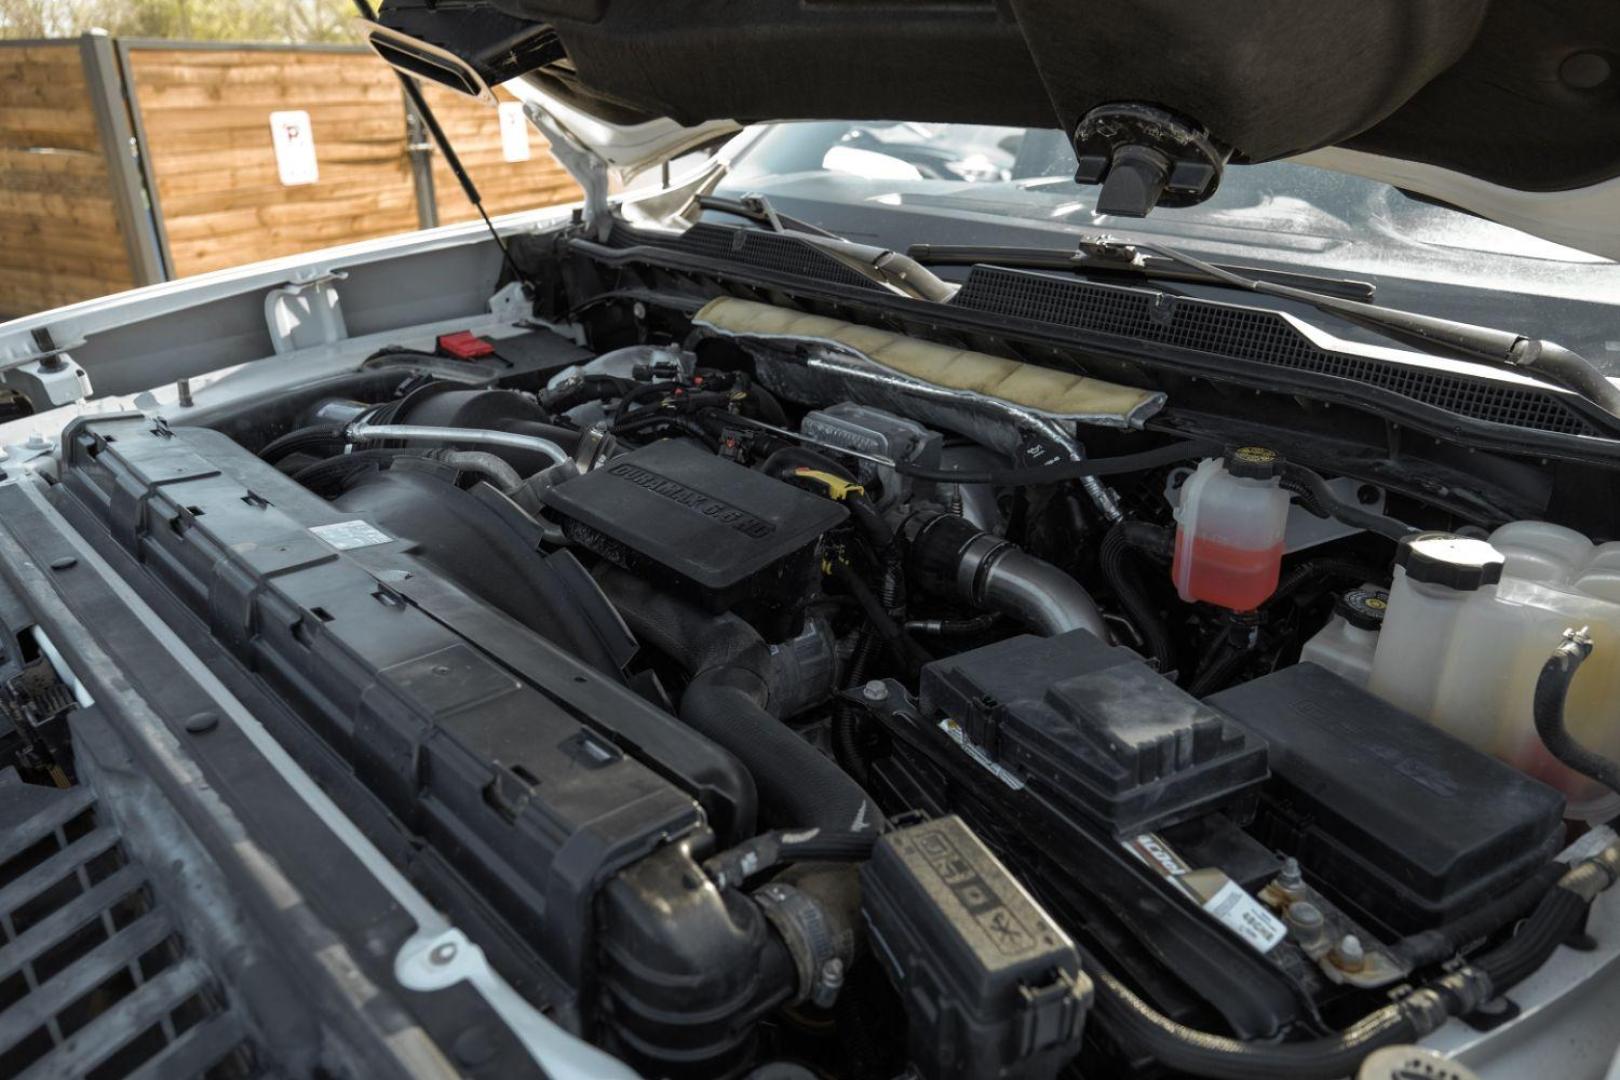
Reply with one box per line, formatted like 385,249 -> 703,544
833,631 -> 878,784
1270,558 -> 1385,603
1280,464 -> 1416,541
1093,968 -> 1420,1080
260,423 -> 348,464
892,438 -> 1219,486
905,613 -> 1003,636
827,559 -> 929,676
1100,522 -> 1177,674
1187,638 -> 1253,697
290,447 -> 433,493
1533,630 -> 1620,799
1474,886 -> 1592,994
539,374 -> 633,414
762,447 -> 896,549
703,827 -> 880,889
1395,861 -> 1568,968
1097,844 -> 1619,1080
680,665 -> 882,835
612,380 -> 684,423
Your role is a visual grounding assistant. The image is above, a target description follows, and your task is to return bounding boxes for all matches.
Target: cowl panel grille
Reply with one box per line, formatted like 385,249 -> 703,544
955,266 -> 1596,437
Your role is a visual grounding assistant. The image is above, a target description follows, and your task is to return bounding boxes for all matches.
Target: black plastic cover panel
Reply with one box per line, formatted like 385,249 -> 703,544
861,815 -> 1089,1080
544,440 -> 846,610
1209,662 -> 1567,931
53,414 -> 725,992
920,631 -> 1267,836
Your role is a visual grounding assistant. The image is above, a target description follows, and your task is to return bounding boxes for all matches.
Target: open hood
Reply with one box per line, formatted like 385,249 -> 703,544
360,1 -> 1620,252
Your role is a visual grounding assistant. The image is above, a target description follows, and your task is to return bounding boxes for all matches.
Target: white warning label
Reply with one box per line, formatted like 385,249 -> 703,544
310,520 -> 392,551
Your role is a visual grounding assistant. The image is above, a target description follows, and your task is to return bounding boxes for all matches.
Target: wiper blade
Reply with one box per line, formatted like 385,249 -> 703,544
909,238 -> 1377,302
695,194 -> 840,239
1108,234 -> 1620,418
697,193 -> 956,303
925,233 -> 1620,419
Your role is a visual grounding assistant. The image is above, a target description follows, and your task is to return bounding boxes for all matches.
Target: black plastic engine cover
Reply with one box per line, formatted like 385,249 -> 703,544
1209,662 -> 1567,933
543,441 -> 846,629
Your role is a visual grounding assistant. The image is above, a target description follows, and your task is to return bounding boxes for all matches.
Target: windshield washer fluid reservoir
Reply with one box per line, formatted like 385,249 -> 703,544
1369,525 -> 1620,820
1172,449 -> 1291,611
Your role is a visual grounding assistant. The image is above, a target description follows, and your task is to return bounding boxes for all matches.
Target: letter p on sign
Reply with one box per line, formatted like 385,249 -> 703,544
270,110 -> 320,187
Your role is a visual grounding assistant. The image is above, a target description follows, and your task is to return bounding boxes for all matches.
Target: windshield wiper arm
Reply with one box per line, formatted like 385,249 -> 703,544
1109,234 -> 1620,418
908,238 -> 1377,302
921,233 -> 1620,418
696,193 -> 957,302
695,194 -> 841,239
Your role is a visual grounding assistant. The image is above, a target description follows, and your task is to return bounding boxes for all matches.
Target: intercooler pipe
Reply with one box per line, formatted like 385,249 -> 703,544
907,512 -> 1112,642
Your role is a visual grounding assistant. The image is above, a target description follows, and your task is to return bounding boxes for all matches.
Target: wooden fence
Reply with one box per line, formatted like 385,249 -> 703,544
0,34 -> 581,318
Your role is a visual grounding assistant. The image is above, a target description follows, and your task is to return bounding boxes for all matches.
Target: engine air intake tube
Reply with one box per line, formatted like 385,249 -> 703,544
599,572 -> 883,835
907,512 -> 1111,641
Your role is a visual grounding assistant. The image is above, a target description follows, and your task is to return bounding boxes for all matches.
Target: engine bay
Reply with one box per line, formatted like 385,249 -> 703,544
6,256 -> 1620,1079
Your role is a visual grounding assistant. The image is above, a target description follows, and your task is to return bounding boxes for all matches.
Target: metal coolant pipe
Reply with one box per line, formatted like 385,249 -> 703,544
345,421 -> 572,467
909,513 -> 1112,641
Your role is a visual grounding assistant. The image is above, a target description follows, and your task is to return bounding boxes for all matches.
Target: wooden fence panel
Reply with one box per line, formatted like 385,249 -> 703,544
2,40 -> 588,317
419,82 -> 581,224
124,45 -> 422,277
0,41 -> 136,318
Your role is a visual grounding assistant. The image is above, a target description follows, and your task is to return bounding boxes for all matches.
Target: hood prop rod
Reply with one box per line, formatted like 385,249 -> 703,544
352,0 -> 529,294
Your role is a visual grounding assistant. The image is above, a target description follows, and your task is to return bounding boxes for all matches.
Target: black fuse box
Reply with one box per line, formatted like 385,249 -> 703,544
543,441 -> 847,629
862,815 -> 1091,1080
921,631 -> 1268,835
1209,662 -> 1567,933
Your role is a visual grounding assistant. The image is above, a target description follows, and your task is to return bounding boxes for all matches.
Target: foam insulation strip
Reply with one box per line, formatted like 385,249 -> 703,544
693,297 -> 1165,429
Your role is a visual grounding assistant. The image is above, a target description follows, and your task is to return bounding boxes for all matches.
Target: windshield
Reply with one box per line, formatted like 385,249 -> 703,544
727,122 -> 1606,266
714,120 -> 1620,368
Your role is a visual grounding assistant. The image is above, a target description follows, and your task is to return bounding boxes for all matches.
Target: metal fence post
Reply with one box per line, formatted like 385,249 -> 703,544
77,30 -> 169,284
402,89 -> 440,230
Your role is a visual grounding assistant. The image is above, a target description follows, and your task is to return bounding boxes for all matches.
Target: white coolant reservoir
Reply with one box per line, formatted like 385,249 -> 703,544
1300,586 -> 1387,686
1369,525 -> 1620,820
1172,449 -> 1291,611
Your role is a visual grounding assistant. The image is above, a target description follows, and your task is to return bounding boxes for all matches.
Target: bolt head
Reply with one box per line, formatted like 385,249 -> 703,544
1333,934 -> 1366,971
861,680 -> 889,702
1286,901 -> 1324,929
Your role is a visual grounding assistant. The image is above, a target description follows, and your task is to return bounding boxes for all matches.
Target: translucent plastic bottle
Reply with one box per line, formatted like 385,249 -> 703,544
1368,526 -> 1620,820
1368,534 -> 1505,720
1172,449 -> 1291,611
1299,586 -> 1387,686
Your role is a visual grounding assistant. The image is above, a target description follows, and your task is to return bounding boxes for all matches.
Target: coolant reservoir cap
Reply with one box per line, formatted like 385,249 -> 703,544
1335,587 -> 1389,630
1224,445 -> 1283,480
1396,532 -> 1505,591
